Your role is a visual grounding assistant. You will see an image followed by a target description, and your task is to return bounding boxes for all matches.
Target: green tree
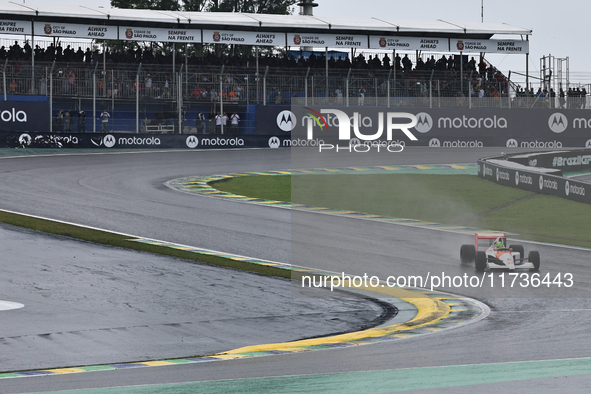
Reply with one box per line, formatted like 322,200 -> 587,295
111,0 -> 296,14
110,0 -> 180,9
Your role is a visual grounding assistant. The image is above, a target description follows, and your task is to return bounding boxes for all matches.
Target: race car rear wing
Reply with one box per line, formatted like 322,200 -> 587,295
475,232 -> 506,250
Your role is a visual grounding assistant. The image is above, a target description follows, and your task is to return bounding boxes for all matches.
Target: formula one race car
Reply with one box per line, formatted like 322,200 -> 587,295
460,233 -> 540,272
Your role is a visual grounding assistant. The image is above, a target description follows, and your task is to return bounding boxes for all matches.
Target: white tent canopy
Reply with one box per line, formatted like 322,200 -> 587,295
0,2 -> 531,38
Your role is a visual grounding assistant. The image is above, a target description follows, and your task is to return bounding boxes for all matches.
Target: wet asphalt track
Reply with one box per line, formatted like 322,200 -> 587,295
2,147 -> 591,393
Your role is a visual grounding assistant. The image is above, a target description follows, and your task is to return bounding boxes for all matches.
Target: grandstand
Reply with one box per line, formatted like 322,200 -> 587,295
0,1 -> 555,134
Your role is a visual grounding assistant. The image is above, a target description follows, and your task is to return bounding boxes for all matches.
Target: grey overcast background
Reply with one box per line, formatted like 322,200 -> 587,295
12,0 -> 591,85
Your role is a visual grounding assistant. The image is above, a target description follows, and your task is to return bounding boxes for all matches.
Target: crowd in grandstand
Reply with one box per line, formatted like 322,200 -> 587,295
1,40 -> 587,109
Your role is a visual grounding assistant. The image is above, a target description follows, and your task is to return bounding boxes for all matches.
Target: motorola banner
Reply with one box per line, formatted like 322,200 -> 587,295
0,101 -> 48,132
410,108 -> 591,147
281,106 -> 591,147
0,132 -> 292,149
255,106 -> 296,135
478,157 -> 591,205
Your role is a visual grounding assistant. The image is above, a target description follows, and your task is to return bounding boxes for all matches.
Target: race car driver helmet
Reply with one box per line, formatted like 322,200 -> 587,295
495,240 -> 504,249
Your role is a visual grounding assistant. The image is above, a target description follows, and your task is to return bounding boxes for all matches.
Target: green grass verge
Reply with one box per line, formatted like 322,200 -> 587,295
0,210 -> 291,280
211,174 -> 591,248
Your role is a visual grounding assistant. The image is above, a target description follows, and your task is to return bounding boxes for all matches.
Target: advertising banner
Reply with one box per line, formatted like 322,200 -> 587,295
35,22 -> 117,39
255,106 -> 295,135
0,20 -> 31,35
119,26 -> 199,42
288,33 -> 368,48
0,101 -> 48,132
451,39 -> 529,54
203,30 -> 286,46
0,131 -> 291,150
369,36 -> 448,51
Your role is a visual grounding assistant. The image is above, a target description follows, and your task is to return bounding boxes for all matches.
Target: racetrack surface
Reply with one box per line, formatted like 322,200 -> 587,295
1,147 -> 591,393
0,223 -> 389,372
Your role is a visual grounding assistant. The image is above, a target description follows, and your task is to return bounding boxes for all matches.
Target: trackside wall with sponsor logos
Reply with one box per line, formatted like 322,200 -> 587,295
263,105 -> 591,148
0,131 -> 291,149
508,149 -> 591,172
478,154 -> 591,204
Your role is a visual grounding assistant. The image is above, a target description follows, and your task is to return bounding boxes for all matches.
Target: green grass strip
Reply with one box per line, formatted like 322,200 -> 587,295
0,210 -> 291,280
212,174 -> 591,248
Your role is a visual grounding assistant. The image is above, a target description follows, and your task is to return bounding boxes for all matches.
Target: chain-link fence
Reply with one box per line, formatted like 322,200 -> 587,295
1,60 -> 588,133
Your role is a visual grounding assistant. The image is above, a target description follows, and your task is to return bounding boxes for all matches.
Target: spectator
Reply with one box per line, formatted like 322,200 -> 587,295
63,110 -> 71,132
358,87 -> 366,106
99,109 -> 110,132
215,112 -> 222,133
56,110 -> 64,132
78,109 -> 86,132
230,112 -> 240,134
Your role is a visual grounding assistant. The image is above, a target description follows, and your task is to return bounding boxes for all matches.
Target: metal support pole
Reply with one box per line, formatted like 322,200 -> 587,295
508,73 -> 512,109
93,61 -> 99,133
178,73 -> 182,134
526,36 -> 529,91
3,58 -> 8,101
49,61 -> 55,132
172,43 -> 176,87
31,22 -> 35,94
220,65 -> 224,134
325,47 -> 329,102
429,70 -> 434,108
136,63 -> 142,134
102,42 -> 106,97
469,71 -> 473,109
346,68 -> 352,107
263,66 -> 269,106
305,67 -> 310,106
460,51 -> 463,95
393,49 -> 396,99
179,64 -> 184,134
256,47 -> 259,103
111,69 -> 115,132
387,68 -> 392,108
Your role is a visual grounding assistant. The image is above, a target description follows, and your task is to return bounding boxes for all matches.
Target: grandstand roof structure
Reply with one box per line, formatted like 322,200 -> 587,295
0,1 -> 531,46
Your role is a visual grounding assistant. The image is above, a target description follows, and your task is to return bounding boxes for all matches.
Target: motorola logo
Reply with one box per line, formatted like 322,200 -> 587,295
186,135 -> 199,149
506,139 -> 518,148
414,112 -> 433,133
428,138 -> 441,147
276,110 -> 296,132
103,134 -> 116,148
268,136 -> 281,148
349,138 -> 361,146
548,113 -> 568,133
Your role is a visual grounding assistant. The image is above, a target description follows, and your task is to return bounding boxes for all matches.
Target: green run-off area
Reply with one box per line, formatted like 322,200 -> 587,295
212,174 -> 591,248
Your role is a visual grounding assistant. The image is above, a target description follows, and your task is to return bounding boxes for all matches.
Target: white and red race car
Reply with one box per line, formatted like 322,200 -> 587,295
460,233 -> 540,272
